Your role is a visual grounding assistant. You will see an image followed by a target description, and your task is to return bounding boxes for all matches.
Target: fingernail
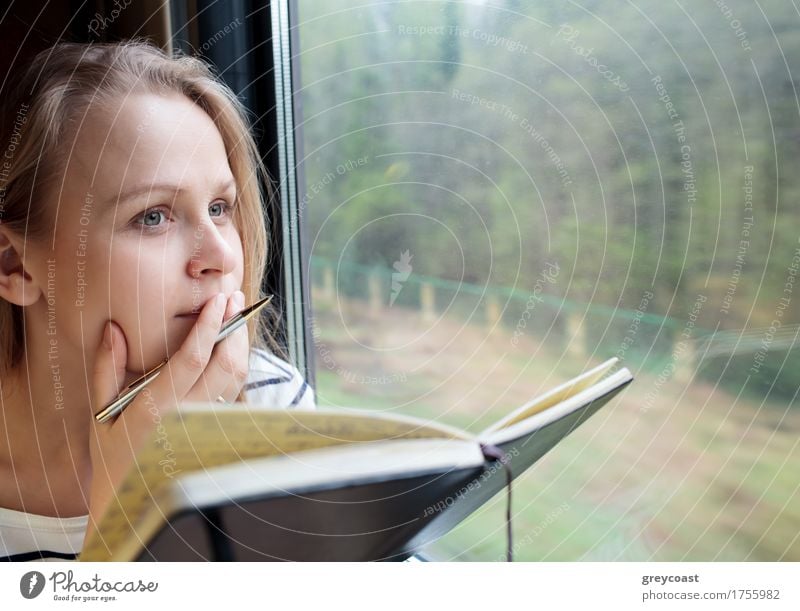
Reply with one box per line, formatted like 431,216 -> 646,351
215,293 -> 226,309
234,290 -> 245,308
103,321 -> 113,349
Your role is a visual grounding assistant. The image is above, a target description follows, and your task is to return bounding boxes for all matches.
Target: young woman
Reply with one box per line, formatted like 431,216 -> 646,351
0,40 -> 314,561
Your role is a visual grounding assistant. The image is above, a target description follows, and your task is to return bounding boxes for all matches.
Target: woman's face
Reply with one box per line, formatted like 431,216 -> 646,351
36,92 -> 244,375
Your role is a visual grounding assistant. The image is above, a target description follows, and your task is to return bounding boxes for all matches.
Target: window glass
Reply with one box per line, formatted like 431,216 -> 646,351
293,0 -> 799,560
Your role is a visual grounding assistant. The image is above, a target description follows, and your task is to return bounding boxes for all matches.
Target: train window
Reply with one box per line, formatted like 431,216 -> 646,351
289,0 -> 800,560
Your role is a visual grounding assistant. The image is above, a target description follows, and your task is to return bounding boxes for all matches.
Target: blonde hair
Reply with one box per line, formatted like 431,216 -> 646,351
0,40 -> 283,400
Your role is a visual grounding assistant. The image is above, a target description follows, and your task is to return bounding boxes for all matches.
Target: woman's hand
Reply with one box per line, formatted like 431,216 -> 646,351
85,290 -> 249,538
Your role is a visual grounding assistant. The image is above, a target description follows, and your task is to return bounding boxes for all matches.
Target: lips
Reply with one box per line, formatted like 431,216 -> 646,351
175,293 -> 229,317
175,293 -> 222,318
176,303 -> 207,317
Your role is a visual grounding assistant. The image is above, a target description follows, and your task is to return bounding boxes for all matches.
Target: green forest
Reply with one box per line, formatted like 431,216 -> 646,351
296,0 -> 800,400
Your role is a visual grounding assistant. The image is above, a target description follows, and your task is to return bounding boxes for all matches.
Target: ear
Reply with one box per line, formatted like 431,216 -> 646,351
0,229 -> 41,307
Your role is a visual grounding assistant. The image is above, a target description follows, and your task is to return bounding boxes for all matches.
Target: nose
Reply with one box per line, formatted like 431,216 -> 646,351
186,221 -> 238,278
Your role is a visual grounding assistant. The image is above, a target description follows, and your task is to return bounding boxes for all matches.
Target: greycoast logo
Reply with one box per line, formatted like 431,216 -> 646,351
18,570 -> 158,602
20,571 -> 45,599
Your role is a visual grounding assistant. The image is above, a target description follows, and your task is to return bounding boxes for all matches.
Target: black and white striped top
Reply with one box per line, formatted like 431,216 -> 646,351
244,348 -> 315,411
0,349 -> 316,562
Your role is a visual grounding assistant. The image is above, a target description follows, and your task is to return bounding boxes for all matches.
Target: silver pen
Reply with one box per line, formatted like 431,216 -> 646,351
94,295 -> 273,423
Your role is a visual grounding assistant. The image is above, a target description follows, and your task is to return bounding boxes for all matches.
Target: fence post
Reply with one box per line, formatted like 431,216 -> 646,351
369,270 -> 382,315
674,341 -> 695,384
321,265 -> 335,302
485,294 -> 501,329
420,282 -> 436,323
566,311 -> 586,358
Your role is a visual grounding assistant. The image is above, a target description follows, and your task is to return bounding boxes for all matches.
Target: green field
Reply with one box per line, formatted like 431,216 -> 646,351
311,297 -> 800,561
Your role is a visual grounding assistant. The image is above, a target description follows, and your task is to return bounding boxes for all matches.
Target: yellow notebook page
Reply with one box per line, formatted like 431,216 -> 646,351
481,358 -> 617,434
81,407 -> 467,561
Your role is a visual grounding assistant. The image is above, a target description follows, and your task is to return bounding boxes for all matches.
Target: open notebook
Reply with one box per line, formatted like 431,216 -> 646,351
80,357 -> 632,561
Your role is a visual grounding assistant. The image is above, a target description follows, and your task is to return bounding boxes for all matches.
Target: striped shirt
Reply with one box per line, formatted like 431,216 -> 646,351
0,349 -> 315,562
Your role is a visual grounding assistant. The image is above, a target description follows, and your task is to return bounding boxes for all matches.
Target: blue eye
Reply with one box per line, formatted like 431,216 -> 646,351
209,200 -> 236,219
138,208 -> 167,227
131,200 -> 233,234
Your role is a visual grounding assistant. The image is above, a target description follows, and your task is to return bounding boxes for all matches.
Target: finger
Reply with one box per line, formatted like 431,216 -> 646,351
224,289 -> 245,323
89,320 -> 132,497
130,292 -> 227,414
91,320 -> 128,423
186,290 -> 249,403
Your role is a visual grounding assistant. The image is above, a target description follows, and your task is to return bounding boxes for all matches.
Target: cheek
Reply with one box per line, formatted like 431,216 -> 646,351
47,228 -> 108,327
235,236 -> 245,284
108,244 -> 170,309
106,244 -> 175,371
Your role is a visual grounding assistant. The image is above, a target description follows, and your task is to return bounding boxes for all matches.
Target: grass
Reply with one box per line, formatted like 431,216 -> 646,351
309,296 -> 800,561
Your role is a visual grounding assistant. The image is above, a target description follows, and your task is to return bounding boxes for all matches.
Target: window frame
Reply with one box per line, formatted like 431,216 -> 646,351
171,0 -> 316,384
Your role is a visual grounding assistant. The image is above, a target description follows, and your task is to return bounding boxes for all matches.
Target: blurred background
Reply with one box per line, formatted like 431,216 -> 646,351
293,0 -> 800,561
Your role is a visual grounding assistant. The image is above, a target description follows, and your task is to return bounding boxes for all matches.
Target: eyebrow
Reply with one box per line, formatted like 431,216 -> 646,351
103,178 -> 237,209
